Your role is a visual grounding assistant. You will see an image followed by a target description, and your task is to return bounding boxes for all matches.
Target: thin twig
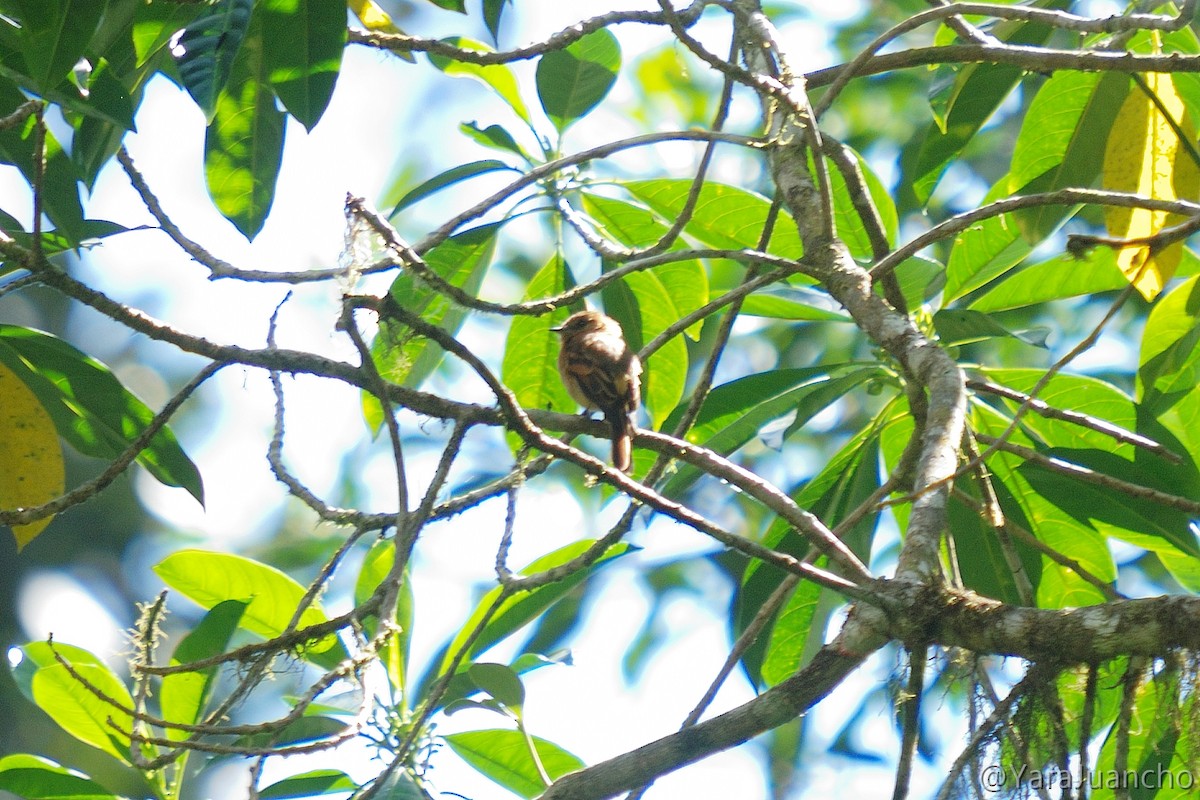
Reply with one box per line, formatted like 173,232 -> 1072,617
812,1 -> 1194,117
975,433 -> 1200,515
892,646 -> 926,800
349,3 -> 707,64
871,190 -> 1200,279
1,363 -> 224,526
968,378 -> 1182,463
952,488 -> 1122,601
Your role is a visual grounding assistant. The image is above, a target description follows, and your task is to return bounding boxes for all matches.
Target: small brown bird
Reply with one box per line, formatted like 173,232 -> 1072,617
551,310 -> 642,472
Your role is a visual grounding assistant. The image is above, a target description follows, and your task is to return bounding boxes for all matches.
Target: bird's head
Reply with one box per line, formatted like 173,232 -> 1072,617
551,310 -> 621,338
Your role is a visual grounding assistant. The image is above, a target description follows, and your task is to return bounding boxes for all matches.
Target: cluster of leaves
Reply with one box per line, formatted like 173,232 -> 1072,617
0,0 -> 352,548
365,2 -> 1200,792
0,0 -> 344,248
6,0 -> 1200,799
0,3 -> 641,797
1,538 -> 633,799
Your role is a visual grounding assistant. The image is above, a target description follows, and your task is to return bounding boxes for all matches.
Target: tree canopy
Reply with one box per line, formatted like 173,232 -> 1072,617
4,1 -> 1200,799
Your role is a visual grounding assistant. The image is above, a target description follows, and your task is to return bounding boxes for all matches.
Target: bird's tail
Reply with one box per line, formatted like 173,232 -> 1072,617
609,410 -> 634,473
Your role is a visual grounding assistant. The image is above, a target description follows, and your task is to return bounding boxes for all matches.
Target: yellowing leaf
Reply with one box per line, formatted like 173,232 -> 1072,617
347,0 -> 415,62
1102,72 -> 1200,300
348,0 -> 399,33
0,361 -> 65,549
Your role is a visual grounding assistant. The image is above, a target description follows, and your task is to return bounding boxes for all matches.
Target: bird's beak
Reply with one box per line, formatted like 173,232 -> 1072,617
549,325 -> 564,333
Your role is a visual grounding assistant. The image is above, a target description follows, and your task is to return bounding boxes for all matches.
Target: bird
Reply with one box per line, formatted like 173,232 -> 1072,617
551,310 -> 642,473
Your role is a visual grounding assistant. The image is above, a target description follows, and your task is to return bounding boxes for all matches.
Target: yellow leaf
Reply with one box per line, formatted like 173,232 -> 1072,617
348,0 -> 400,34
1102,72 -> 1200,300
347,0 -> 415,63
0,361 -> 65,550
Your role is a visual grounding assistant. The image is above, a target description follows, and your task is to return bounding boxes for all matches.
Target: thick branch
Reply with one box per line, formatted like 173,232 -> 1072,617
735,0 -> 966,582
882,583 -> 1200,663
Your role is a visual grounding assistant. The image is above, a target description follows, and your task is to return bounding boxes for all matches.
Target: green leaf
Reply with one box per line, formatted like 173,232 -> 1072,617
888,254 -> 944,311
0,79 -> 85,244
13,642 -> 134,764
468,663 -> 525,709
372,223 -> 499,391
825,144 -> 898,259
969,402 -> 1116,608
459,121 -> 533,160
947,478 -> 1042,604
969,247 -> 1132,313
981,369 -> 1148,459
942,174 -> 1033,304
1010,72 -> 1103,191
430,37 -> 532,126
174,0 -> 253,120
438,539 -> 634,675
580,192 -> 709,340
445,729 -> 584,799
736,290 -> 849,321
259,769 -> 356,800
1050,661 -> 1128,769
1006,71 -> 1126,241
756,579 -> 820,688
80,57 -> 137,131
911,62 -> 1025,204
933,309 -> 1049,348
353,539 -> 414,696
742,409 -> 897,685
535,28 -> 620,132
133,2 -> 204,68
621,179 -> 803,259
706,258 -> 844,321
1138,274 -> 1200,410
390,160 -> 518,216
204,10 -> 285,239
501,254 -> 576,423
160,600 -> 248,741
445,698 -> 509,717
1093,667 -> 1191,799
70,60 -> 139,189
1150,384 -> 1200,519
1019,449 -> 1200,558
0,754 -> 117,800
33,220 -> 128,260
370,770 -> 429,800
660,366 -> 882,498
980,369 -> 1200,560
483,0 -> 510,42
5,0 -> 104,92
260,0 -> 346,131
425,0 -> 466,11
618,268 -> 687,428
236,715 -> 348,749
760,434 -> 883,686
153,550 -> 348,669
631,45 -> 711,127
974,371 -> 1200,563
0,325 -> 205,504
437,652 -> 570,714
906,0 -> 1069,203
0,208 -> 68,274
947,132 -> 1142,304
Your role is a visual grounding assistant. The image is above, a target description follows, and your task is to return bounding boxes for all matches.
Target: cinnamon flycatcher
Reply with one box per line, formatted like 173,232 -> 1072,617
551,311 -> 642,472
